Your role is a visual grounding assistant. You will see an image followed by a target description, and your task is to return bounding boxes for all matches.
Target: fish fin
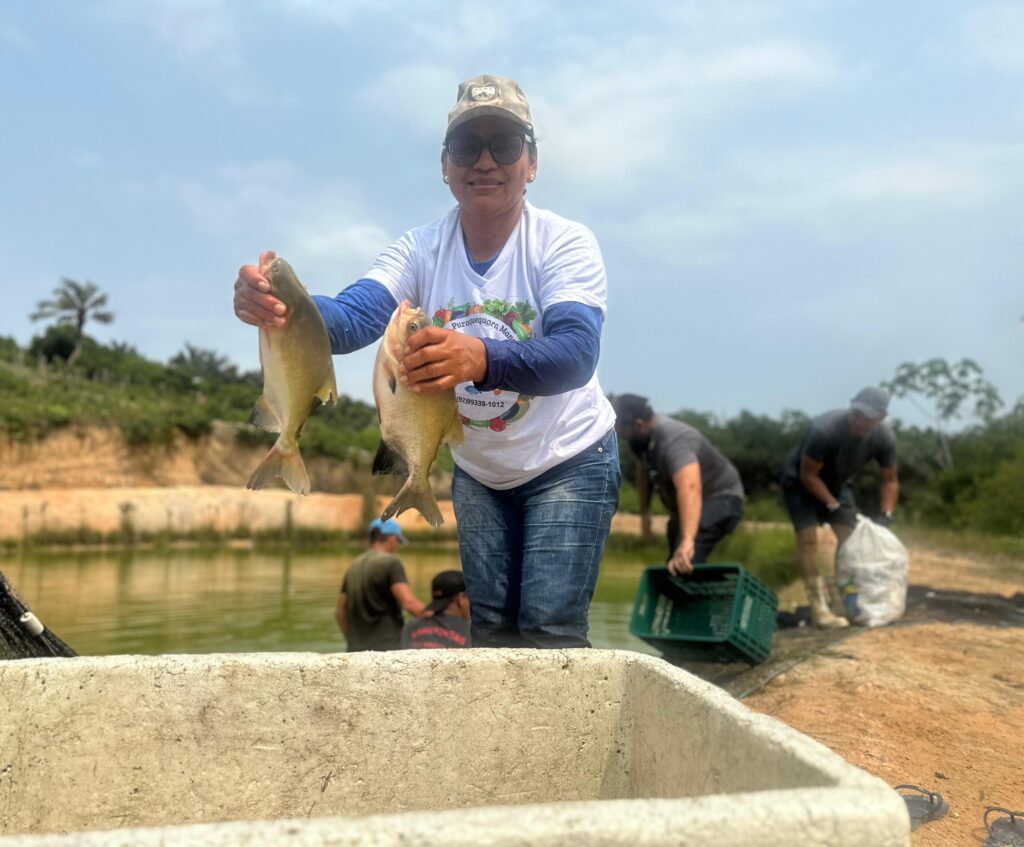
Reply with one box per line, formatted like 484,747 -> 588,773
381,477 -> 443,527
372,440 -> 409,477
382,360 -> 398,394
246,441 -> 310,495
317,370 -> 338,405
442,411 -> 464,447
249,395 -> 281,433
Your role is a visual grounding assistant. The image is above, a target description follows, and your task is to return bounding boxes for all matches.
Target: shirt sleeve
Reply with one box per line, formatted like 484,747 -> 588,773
660,430 -> 700,477
536,223 -> 608,315
313,279 -> 397,355
475,301 -> 602,395
801,426 -> 830,464
389,559 -> 408,586
362,229 -> 425,305
875,429 -> 898,468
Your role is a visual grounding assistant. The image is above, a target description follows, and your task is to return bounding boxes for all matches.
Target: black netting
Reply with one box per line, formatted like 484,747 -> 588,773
0,571 -> 76,660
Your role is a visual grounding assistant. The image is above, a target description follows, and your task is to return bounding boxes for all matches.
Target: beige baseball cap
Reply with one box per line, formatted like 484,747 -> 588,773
446,74 -> 534,138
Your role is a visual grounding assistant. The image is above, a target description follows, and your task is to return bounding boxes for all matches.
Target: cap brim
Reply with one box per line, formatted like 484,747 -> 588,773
447,106 -> 532,138
850,402 -> 886,420
425,596 -> 454,614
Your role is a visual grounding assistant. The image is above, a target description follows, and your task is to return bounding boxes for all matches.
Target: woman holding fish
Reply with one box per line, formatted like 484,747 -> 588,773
234,74 -> 619,649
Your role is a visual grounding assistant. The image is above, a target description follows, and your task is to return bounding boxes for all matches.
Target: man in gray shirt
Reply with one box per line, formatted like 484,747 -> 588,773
780,386 -> 899,628
613,394 -> 744,576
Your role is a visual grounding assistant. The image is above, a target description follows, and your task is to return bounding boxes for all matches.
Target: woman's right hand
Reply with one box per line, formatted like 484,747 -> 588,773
234,250 -> 287,328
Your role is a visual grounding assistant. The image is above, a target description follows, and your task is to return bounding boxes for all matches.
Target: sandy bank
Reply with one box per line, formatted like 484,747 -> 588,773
0,485 -> 669,542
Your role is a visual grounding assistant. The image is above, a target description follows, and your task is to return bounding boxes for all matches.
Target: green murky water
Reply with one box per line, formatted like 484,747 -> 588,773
5,547 -> 659,656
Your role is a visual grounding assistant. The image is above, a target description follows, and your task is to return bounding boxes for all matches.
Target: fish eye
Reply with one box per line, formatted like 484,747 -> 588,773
408,321 -> 419,332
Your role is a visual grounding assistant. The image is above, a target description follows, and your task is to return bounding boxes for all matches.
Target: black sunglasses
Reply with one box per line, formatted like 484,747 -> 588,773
444,133 -> 532,167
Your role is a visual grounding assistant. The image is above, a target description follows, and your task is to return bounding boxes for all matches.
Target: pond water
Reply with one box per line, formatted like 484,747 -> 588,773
5,546 -> 660,657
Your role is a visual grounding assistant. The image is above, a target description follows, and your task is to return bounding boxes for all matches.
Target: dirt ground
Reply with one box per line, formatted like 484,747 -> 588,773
736,545 -> 1023,846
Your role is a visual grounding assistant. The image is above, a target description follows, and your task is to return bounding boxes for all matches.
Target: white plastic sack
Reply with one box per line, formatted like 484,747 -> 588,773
835,516 -> 909,627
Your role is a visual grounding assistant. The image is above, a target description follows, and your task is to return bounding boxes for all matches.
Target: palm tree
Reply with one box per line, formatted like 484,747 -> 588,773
30,278 -> 114,365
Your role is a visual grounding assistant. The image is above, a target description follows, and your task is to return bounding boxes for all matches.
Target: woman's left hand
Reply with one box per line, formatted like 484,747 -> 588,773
401,327 -> 487,394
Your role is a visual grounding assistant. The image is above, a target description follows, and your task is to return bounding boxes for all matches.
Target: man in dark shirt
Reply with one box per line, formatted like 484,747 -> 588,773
613,394 -> 744,576
781,386 -> 900,628
401,570 -> 472,649
336,518 -> 430,651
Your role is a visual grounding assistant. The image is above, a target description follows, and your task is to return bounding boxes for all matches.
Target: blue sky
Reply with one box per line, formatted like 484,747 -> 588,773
2,1 -> 1022,429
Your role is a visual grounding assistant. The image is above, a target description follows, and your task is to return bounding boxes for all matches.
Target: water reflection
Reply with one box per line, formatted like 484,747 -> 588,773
6,547 -> 659,657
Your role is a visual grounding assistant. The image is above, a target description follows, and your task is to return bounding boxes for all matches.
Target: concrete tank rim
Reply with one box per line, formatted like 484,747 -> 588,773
0,790 -> 911,847
1,648 -> 883,792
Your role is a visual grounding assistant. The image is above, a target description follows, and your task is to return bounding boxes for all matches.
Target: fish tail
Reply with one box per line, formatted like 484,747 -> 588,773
247,438 -> 310,495
382,475 -> 443,527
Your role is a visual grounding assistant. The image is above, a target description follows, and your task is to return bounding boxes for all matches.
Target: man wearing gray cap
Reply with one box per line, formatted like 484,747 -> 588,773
780,387 -> 900,628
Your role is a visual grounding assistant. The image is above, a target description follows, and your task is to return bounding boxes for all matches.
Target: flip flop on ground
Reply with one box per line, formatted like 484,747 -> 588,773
893,784 -> 948,831
985,807 -> 1024,846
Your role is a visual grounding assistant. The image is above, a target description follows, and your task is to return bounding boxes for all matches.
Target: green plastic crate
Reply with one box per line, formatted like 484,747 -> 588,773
629,564 -> 779,665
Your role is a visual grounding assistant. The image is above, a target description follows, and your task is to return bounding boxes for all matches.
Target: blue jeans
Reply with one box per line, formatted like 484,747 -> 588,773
452,429 -> 621,649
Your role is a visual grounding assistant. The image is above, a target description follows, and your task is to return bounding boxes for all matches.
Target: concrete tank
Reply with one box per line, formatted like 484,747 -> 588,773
0,650 -> 909,846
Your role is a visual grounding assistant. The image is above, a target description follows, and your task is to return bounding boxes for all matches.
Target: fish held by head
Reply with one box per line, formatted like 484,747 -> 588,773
372,300 -> 463,526
246,253 -> 337,495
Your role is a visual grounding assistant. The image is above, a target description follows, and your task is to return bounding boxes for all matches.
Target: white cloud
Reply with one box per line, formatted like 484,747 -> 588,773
279,0 -> 383,27
66,150 -> 104,170
0,22 -> 32,50
528,38 -> 837,201
357,63 -> 457,138
168,159 -> 390,281
101,0 -> 243,69
964,2 -> 1024,72
732,142 -> 1022,215
612,142 -> 1024,265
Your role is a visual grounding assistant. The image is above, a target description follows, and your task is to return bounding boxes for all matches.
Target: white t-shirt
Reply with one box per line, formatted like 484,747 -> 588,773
363,201 -> 615,489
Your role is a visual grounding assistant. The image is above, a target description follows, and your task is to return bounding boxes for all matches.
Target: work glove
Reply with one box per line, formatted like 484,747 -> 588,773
826,503 -> 858,528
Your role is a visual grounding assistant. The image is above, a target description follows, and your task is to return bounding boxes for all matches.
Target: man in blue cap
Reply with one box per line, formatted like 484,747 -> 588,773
335,518 -> 431,651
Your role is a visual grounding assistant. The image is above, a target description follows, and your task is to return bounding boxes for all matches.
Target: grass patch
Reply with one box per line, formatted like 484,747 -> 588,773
897,525 -> 1024,565
608,523 -> 797,591
742,496 -> 788,523
706,525 -> 796,589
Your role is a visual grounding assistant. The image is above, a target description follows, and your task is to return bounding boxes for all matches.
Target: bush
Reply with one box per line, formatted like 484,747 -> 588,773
964,449 -> 1024,535
28,325 -> 77,363
0,336 -> 21,364
707,525 -> 795,589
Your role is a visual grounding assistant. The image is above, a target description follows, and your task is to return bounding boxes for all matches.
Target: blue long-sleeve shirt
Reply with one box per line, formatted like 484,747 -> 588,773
313,279 -> 603,396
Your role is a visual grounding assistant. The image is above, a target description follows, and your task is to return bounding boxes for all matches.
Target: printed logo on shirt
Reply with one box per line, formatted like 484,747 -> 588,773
433,297 -> 536,432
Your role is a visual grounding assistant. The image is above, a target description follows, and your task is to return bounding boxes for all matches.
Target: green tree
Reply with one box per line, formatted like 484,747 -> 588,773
964,447 -> 1024,535
170,343 -> 239,385
882,358 -> 1003,471
30,279 -> 114,365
